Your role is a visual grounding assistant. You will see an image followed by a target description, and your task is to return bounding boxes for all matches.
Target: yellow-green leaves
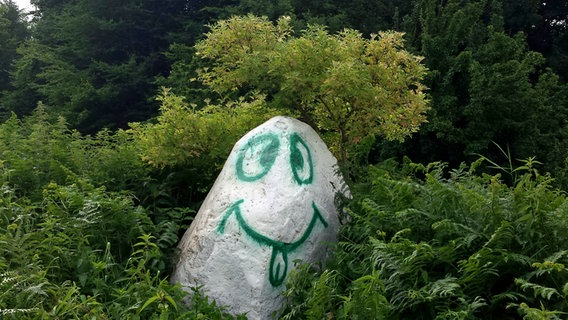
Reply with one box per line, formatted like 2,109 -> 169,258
132,88 -> 284,171
196,15 -> 293,94
195,15 -> 429,167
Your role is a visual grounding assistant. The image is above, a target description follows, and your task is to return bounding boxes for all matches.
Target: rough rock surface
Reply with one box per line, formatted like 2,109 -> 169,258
171,116 -> 349,319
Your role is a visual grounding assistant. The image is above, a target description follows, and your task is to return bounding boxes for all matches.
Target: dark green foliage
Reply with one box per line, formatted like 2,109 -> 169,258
3,0 -> 201,132
374,0 -> 568,191
502,0 -> 568,81
1,1 -> 567,318
234,0 -> 411,35
0,0 -> 30,117
281,159 -> 568,319
154,0 -> 568,192
154,44 -> 217,108
0,109 -> 244,318
0,105 -> 149,199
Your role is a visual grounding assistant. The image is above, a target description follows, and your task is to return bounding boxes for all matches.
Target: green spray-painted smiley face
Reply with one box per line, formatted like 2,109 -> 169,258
235,132 -> 314,185
289,133 -> 314,185
218,131 -> 326,287
235,133 -> 280,182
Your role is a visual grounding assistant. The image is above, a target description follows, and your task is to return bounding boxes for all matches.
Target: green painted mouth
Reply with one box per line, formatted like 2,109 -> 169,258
217,199 -> 328,286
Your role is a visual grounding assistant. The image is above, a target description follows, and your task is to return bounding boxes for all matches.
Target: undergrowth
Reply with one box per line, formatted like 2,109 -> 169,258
3,106 -> 568,319
281,158 -> 568,319
0,108 -> 241,318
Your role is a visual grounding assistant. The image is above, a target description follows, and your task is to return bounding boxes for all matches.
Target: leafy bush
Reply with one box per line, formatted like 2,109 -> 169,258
281,158 -> 568,319
194,15 -> 429,168
0,178 -> 243,319
0,105 -> 149,198
0,109 -> 241,319
131,88 -> 284,193
7,93 -> 568,319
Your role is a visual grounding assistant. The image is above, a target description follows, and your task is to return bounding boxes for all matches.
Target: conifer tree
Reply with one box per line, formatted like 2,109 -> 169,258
0,0 -> 29,116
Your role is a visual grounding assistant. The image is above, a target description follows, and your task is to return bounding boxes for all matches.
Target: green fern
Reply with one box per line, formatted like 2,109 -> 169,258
515,279 -> 559,300
508,302 -> 566,320
340,269 -> 390,319
284,158 -> 568,318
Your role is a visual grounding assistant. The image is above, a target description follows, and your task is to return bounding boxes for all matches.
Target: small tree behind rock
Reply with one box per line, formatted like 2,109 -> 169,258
195,14 -> 429,171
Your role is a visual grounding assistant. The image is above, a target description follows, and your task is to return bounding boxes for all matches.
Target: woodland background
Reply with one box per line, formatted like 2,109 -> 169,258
1,0 -> 568,319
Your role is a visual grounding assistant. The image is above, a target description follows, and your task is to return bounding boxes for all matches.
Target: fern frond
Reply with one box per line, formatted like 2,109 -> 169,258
0,271 -> 18,286
515,278 -> 559,300
402,242 -> 435,274
483,220 -> 514,249
431,219 -> 478,236
155,220 -> 179,249
391,228 -> 412,242
501,252 -> 532,266
395,208 -> 435,228
427,276 -> 461,298
432,219 -> 482,250
434,296 -> 487,320
0,307 -> 39,316
305,270 -> 337,320
434,309 -> 469,320
529,250 -> 568,277
341,270 -> 390,319
338,240 -> 369,255
458,248 -> 500,295
508,302 -> 566,320
492,291 -> 523,304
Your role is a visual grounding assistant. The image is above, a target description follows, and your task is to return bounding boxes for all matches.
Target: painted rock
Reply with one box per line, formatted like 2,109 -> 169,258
171,116 -> 349,319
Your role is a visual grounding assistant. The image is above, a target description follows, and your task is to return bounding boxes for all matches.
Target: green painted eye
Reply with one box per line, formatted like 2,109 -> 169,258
236,133 -> 280,182
290,133 -> 313,185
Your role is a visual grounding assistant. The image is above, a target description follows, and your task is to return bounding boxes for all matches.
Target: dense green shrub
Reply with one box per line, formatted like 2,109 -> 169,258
131,88 -> 284,194
0,109 -> 241,319
0,192 -> 242,318
0,105 -> 149,198
5,100 -> 568,319
281,159 -> 568,319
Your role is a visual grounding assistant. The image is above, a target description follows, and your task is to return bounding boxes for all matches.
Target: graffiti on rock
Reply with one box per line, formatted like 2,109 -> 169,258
290,133 -> 313,185
235,133 -> 280,182
218,131 -> 326,286
217,199 -> 328,286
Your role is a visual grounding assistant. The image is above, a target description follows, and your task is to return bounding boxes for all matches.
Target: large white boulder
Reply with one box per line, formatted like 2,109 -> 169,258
171,116 -> 349,319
